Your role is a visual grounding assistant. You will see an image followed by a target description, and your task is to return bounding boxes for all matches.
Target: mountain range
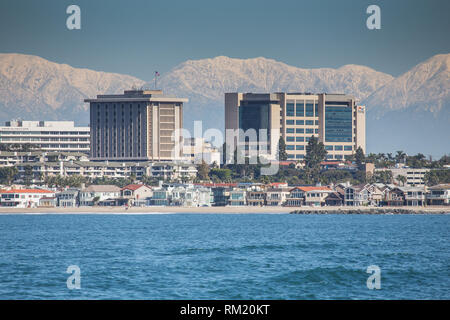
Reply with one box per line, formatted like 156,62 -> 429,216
0,53 -> 448,156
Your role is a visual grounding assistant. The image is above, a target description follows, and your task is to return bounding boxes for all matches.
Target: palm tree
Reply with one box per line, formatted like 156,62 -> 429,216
395,151 -> 406,164
397,175 -> 407,186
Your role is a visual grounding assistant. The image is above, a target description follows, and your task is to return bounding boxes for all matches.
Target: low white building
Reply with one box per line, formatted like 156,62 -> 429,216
0,120 -> 90,153
183,137 -> 221,165
13,161 -> 198,183
427,184 -> 450,206
0,189 -> 56,208
150,163 -> 197,181
150,184 -> 213,207
400,186 -> 426,206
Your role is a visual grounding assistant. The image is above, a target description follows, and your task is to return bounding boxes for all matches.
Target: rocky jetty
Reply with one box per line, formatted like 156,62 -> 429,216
290,207 -> 449,215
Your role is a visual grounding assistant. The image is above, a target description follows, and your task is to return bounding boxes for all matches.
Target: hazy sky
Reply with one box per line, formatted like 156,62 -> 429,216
0,0 -> 449,81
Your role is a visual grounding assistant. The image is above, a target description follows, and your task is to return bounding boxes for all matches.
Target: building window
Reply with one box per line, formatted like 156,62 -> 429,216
286,128 -> 294,134
286,120 -> 294,125
344,146 -> 352,151
286,145 -> 295,150
296,137 -> 304,142
306,120 -> 314,125
325,145 -> 333,151
286,103 -> 295,116
306,103 -> 314,117
296,102 -> 304,116
335,145 -> 343,151
296,145 -> 304,150
325,104 -> 352,142
296,128 -> 304,134
296,120 -> 304,125
286,137 -> 295,142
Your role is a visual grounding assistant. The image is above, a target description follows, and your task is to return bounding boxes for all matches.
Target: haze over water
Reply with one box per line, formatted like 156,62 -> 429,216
0,214 -> 448,299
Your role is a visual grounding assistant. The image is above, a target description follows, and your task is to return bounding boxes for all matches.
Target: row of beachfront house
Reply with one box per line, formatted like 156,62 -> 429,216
216,183 -> 447,207
0,183 -> 213,208
1,183 -> 449,208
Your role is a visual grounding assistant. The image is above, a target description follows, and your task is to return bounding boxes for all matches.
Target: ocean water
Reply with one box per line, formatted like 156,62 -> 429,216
0,213 -> 448,300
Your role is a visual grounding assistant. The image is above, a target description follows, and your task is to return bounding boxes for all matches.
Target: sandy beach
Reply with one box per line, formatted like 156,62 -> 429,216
0,206 -> 448,214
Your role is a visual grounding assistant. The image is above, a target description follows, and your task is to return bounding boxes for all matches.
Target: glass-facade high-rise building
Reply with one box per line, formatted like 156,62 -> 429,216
225,92 -> 365,161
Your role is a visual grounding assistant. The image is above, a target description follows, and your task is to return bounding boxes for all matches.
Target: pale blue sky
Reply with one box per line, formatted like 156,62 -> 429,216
0,0 -> 449,80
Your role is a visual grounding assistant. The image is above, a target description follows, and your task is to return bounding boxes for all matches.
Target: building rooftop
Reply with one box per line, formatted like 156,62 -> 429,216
84,89 -> 188,103
2,120 -> 89,129
0,189 -> 54,194
81,185 -> 121,192
290,186 -> 332,192
121,184 -> 150,191
428,184 -> 450,190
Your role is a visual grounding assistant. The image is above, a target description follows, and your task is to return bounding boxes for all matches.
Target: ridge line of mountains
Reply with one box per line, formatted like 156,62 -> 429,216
0,53 -> 448,156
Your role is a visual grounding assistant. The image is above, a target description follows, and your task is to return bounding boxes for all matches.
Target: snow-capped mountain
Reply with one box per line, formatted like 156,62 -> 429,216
363,53 -> 450,117
0,53 -> 145,125
0,53 -> 448,155
362,54 -> 450,155
156,56 -> 394,130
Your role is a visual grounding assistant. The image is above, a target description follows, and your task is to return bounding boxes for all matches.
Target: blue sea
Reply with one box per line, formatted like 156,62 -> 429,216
0,213 -> 448,299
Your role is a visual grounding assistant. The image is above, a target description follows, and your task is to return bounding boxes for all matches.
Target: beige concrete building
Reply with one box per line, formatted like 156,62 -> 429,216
225,92 -> 366,161
85,90 -> 188,161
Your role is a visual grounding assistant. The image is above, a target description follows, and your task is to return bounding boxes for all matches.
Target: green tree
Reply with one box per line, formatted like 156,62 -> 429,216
355,147 -> 365,169
0,167 -> 18,185
141,175 -> 161,186
65,175 -> 87,188
277,137 -> 288,161
23,165 -> 34,185
304,136 -> 327,183
197,160 -> 210,181
209,168 -> 232,182
397,175 -> 407,186
424,169 -> 450,186
372,170 -> 393,184
395,150 -> 406,164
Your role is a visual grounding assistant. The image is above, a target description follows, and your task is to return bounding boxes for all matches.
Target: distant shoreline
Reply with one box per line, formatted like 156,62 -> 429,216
0,206 -> 448,214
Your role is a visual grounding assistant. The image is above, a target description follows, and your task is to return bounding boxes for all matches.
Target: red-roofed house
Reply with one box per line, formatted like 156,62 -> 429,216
285,186 -> 333,207
121,184 -> 153,205
0,189 -> 56,208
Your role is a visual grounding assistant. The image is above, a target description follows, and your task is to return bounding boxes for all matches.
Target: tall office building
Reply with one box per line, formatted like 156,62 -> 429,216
85,90 -> 188,161
225,92 -> 365,161
0,120 -> 90,153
